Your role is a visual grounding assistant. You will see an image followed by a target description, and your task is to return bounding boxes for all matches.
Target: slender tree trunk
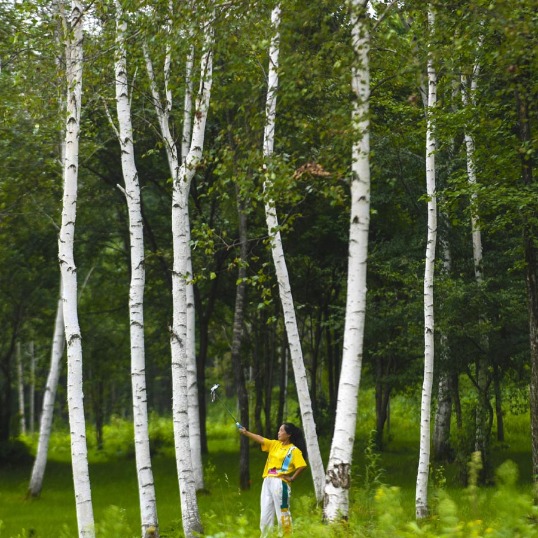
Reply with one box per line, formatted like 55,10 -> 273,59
374,357 -> 391,449
263,319 -> 274,437
277,343 -> 288,428
29,342 -> 35,435
58,2 -> 94,535
416,6 -> 437,520
114,4 -> 159,535
231,190 -> 250,490
492,363 -> 504,442
310,307 -> 324,416
434,370 -> 452,461
28,291 -> 65,498
17,341 -> 26,436
324,0 -> 370,520
262,3 -> 325,502
462,62 -> 491,479
253,321 -> 264,434
326,306 -> 338,414
0,328 -> 18,443
452,372 -> 463,429
434,229 -> 452,461
514,80 -> 538,493
181,44 -> 204,492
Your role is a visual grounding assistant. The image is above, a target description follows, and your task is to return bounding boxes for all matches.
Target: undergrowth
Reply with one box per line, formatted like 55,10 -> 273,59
1,391 -> 536,537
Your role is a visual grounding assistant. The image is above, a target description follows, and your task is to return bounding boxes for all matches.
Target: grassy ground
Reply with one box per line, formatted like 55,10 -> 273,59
0,390 -> 535,537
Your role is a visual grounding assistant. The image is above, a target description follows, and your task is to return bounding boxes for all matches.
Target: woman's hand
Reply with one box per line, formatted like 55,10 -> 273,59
238,427 -> 265,445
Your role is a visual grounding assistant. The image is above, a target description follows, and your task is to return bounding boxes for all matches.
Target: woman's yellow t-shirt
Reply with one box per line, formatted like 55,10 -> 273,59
261,438 -> 307,479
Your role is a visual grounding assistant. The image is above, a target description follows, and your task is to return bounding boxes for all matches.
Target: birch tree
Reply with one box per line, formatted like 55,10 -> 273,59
58,1 -> 94,535
144,6 -> 214,534
143,6 -> 204,494
323,0 -> 370,521
181,44 -> 204,494
28,291 -> 65,498
461,45 -> 491,472
170,27 -> 212,534
261,3 -> 325,503
415,5 -> 437,521
112,2 -> 159,535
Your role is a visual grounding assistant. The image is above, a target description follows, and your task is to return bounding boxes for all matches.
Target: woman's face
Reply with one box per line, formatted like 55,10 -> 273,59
278,424 -> 291,443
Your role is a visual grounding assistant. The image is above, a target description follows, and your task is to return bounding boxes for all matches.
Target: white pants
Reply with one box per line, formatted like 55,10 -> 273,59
260,477 -> 292,536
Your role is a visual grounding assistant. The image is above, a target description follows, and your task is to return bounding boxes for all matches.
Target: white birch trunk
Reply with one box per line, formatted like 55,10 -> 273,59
261,4 -> 325,503
114,4 -> 159,536
415,6 -> 437,520
323,0 -> 370,521
58,2 -> 94,535
462,66 -> 483,284
181,45 -> 203,492
29,48 -> 67,492
17,341 -> 26,435
462,43 -> 490,467
28,291 -> 65,497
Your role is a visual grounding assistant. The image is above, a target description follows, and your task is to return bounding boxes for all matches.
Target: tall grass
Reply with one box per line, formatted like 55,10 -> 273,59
0,390 -> 536,537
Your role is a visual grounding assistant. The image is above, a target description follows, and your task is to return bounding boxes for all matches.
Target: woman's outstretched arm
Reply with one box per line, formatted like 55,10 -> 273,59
238,426 -> 265,445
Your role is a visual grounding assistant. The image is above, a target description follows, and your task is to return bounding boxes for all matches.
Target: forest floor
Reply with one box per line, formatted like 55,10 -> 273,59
0,389 -> 535,537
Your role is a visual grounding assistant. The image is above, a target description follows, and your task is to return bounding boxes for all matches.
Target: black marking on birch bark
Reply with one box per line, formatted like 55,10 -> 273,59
326,463 -> 351,489
67,334 -> 81,345
168,326 -> 184,346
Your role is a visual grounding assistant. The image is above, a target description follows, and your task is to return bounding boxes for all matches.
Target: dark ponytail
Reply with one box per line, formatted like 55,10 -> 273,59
282,422 -> 308,461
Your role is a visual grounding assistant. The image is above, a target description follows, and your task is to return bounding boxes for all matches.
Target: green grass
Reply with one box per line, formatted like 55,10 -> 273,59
0,391 -> 536,537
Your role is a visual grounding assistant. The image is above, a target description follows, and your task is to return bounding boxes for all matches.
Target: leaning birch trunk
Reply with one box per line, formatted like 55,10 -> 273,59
114,4 -> 159,536
415,6 -> 437,521
58,1 -> 94,535
323,0 -> 370,521
29,24 -> 68,490
28,290 -> 65,498
261,3 -> 325,503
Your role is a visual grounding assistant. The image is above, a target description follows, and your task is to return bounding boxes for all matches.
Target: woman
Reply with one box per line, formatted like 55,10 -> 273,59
239,423 -> 308,536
